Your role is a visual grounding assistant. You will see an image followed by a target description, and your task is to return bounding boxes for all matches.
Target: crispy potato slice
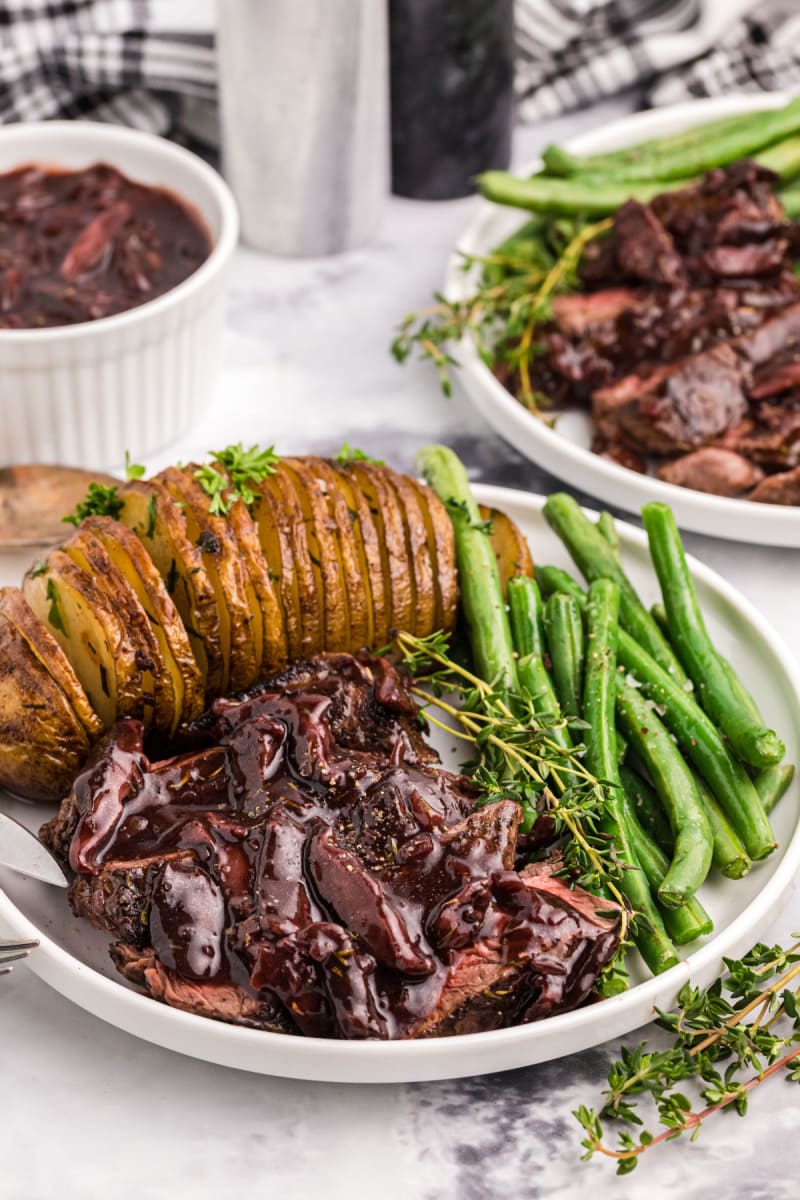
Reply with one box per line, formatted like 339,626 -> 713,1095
271,462 -> 323,656
23,550 -> 142,727
0,586 -> 102,740
329,462 -> 389,650
409,479 -> 458,633
307,458 -> 370,652
0,589 -> 91,801
252,473 -> 304,663
82,516 -> 204,729
61,526 -> 166,730
117,479 -> 223,698
479,505 -> 534,597
282,458 -> 349,653
157,467 -> 258,695
388,471 -> 436,637
349,464 -> 414,636
210,472 -> 289,680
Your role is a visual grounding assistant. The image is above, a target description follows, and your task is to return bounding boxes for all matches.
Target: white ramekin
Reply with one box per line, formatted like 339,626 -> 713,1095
0,122 -> 239,469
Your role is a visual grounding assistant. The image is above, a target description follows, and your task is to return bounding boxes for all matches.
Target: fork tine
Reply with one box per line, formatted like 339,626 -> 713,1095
0,949 -> 32,967
0,938 -> 38,953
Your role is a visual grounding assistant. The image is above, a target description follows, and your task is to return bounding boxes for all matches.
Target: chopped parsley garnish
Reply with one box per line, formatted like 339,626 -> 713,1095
46,578 -> 66,633
63,482 -> 123,528
145,494 -> 158,539
195,443 -> 280,516
31,560 -> 48,578
334,443 -> 385,466
124,451 -> 145,480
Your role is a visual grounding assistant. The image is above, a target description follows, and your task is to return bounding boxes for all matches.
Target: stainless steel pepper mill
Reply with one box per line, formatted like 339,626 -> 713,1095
217,0 -> 389,256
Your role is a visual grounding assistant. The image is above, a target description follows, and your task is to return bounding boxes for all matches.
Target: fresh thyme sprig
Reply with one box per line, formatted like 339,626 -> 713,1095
575,937 -> 800,1174
195,443 -> 280,516
395,630 -> 626,906
391,217 -> 612,412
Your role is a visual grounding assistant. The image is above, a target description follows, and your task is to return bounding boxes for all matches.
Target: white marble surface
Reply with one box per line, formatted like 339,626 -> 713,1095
4,98 -> 800,1198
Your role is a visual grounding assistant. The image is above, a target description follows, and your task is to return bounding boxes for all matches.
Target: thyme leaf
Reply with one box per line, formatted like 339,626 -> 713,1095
575,937 -> 800,1173
391,217 -> 612,413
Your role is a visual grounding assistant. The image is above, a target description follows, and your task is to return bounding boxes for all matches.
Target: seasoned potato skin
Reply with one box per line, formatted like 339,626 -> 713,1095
117,478 -> 224,697
0,454 -> 545,802
81,516 -> 204,729
0,593 -> 92,801
479,505 -> 534,596
0,587 -> 102,740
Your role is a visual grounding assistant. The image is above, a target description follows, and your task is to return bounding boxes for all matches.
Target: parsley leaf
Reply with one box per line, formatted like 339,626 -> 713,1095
195,443 -> 279,516
63,482 -> 123,527
334,443 -> 385,467
124,451 -> 145,481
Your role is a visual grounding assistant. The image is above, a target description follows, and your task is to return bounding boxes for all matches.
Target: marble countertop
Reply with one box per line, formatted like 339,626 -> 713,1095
4,99 -> 800,1200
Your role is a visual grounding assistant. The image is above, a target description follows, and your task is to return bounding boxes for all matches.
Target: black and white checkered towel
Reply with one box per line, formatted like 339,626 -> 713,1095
0,0 -> 797,140
515,0 -> 800,120
0,0 -> 215,141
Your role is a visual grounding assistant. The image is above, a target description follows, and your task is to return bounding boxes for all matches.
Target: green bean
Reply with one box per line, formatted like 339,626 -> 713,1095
642,502 -> 785,769
517,653 -> 572,752
540,98 -> 800,184
650,602 -> 670,641
535,564 -> 587,607
619,764 -> 673,854
596,512 -> 620,555
478,171 -> 672,217
509,581 -> 575,752
616,628 -> 775,861
616,679 -> 713,907
508,575 -> 547,660
583,579 -> 678,974
694,776 -> 751,879
544,591 -> 585,719
543,493 -> 687,684
757,134 -> 800,183
755,764 -> 796,816
616,728 -> 629,767
483,217 -> 551,286
416,446 -> 517,691
719,656 -> 763,724
620,786 -> 714,946
781,185 -> 800,219
542,109 -> 789,177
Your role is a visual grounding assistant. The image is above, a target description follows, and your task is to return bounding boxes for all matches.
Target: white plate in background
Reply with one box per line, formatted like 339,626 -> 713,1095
445,94 -> 800,547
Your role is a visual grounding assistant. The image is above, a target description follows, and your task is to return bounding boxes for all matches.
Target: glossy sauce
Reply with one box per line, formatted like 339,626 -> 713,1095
58,655 -> 619,1039
0,162 -> 211,327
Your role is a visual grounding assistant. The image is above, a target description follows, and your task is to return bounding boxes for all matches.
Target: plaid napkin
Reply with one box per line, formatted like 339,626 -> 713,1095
0,0 -> 215,141
516,0 -> 800,120
1,0 -> 797,141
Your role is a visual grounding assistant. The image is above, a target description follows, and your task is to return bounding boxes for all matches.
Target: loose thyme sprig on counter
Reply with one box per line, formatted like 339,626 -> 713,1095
575,937 -> 800,1174
391,216 -> 611,411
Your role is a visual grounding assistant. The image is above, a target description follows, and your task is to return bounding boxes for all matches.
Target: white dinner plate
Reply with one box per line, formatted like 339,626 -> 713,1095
445,93 -> 800,547
1,485 -> 799,1082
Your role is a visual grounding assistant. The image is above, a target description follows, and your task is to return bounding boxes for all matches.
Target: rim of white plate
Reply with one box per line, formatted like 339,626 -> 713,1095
1,486 -> 799,1082
445,93 -> 800,547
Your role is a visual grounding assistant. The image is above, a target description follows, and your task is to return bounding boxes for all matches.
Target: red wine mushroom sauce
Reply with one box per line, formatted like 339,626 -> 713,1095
0,162 -> 211,328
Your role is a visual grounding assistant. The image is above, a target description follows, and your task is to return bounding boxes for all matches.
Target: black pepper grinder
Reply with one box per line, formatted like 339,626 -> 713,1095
389,0 -> 515,200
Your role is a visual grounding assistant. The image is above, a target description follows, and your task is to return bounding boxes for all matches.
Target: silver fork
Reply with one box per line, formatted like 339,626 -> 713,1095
0,938 -> 38,976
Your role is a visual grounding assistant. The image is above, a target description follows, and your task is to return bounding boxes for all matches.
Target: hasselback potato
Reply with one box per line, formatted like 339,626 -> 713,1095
3,456 -> 532,801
